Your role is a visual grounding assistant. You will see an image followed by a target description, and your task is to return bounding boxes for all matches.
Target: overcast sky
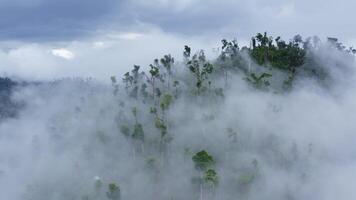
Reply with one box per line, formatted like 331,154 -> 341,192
0,0 -> 355,81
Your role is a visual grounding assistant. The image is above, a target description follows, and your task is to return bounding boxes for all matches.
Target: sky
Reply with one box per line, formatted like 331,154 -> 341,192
0,0 -> 356,81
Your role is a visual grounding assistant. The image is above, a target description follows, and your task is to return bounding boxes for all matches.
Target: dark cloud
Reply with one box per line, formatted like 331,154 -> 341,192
0,0 -> 120,41
0,0 -> 356,42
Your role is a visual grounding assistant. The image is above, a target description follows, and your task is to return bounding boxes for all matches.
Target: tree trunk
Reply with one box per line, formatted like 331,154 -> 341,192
200,172 -> 203,200
200,182 -> 203,200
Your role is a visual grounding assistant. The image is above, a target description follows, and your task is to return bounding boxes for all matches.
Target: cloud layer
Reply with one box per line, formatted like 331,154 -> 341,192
0,0 -> 356,42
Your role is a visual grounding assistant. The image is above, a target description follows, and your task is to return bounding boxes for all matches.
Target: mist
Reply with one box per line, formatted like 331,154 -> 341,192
1,34 -> 356,200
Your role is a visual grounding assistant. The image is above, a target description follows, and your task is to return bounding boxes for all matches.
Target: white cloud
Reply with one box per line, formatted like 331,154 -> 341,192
51,48 -> 75,60
108,32 -> 143,40
0,30 -> 218,82
130,0 -> 198,12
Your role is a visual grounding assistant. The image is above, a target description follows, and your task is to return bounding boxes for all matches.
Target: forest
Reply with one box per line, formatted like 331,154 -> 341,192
0,32 -> 355,200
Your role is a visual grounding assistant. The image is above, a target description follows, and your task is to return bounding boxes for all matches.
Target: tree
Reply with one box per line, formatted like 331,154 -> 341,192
151,94 -> 174,157
183,45 -> 191,59
204,169 -> 219,191
192,150 -> 216,200
106,183 -> 121,200
122,65 -> 146,99
218,39 -> 240,87
186,50 -> 214,95
149,61 -> 161,103
131,107 -> 145,155
250,32 -> 306,83
160,54 -> 175,90
245,72 -> 272,89
192,150 -> 214,171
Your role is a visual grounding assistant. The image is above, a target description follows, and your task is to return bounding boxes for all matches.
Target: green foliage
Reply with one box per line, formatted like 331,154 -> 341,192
120,125 -> 130,137
132,123 -> 144,142
245,72 -> 272,89
204,169 -> 219,186
160,94 -> 173,111
220,39 -> 239,60
122,65 -> 146,99
186,49 -> 214,94
149,64 -> 160,78
251,32 -> 306,72
192,150 -> 215,171
160,54 -> 174,75
155,118 -> 167,137
106,183 -> 121,200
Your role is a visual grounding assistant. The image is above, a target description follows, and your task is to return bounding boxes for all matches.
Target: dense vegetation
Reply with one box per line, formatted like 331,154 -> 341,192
1,33 -> 355,200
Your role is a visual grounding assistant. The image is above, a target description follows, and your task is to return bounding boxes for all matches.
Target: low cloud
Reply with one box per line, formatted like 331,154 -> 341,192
51,49 -> 75,60
0,30 -> 219,81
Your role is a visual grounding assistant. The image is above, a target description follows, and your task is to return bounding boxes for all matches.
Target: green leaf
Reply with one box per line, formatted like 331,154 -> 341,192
160,94 -> 173,110
132,123 -> 144,142
204,169 -> 219,185
106,183 -> 121,200
192,150 -> 215,171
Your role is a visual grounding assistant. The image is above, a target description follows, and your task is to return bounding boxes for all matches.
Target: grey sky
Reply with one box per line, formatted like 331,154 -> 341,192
0,0 -> 355,81
0,0 -> 355,41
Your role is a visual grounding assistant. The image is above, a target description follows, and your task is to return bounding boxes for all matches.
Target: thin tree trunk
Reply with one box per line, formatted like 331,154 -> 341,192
225,70 -> 228,88
200,182 -> 203,200
200,172 -> 203,200
132,147 -> 136,161
141,142 -> 145,154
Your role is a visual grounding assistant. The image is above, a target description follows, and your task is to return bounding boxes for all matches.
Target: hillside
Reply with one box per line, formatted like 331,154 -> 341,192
1,33 -> 356,200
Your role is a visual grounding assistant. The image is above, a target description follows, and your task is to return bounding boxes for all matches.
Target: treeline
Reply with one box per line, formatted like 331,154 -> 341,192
116,32 -> 355,99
